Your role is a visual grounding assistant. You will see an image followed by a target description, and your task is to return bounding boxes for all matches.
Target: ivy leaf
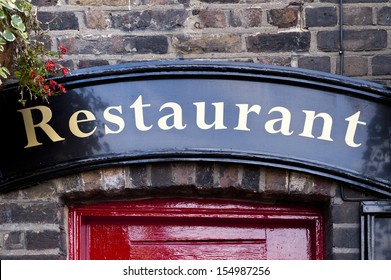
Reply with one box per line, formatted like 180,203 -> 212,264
14,0 -> 27,13
13,70 -> 21,78
1,29 -> 16,42
0,8 -> 6,20
11,15 -> 26,32
0,0 -> 16,10
0,66 -> 10,79
16,30 -> 28,40
0,37 -> 6,44
7,0 -> 17,6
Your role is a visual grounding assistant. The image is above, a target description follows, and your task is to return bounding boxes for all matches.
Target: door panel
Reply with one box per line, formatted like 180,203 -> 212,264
69,199 -> 323,260
266,228 -> 311,260
87,219 -> 267,260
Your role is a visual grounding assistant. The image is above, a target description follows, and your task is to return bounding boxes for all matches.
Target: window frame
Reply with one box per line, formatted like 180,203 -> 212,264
361,201 -> 391,259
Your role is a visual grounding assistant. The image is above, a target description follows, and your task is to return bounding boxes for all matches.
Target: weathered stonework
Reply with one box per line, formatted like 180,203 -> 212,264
27,0 -> 391,85
0,162 -> 352,259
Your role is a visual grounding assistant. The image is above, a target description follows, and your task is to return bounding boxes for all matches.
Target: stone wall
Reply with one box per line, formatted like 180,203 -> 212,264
0,163 -> 366,260
31,0 -> 391,86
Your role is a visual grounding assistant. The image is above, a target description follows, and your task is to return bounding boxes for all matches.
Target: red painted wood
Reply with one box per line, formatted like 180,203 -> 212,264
69,199 -> 324,260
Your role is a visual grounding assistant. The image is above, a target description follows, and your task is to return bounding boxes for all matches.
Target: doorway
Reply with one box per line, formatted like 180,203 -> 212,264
68,199 -> 323,260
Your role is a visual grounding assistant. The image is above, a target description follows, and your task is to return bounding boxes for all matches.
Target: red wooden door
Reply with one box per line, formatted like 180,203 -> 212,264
69,199 -> 323,260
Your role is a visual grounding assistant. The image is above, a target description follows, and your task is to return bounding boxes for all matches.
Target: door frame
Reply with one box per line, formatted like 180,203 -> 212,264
68,198 -> 324,260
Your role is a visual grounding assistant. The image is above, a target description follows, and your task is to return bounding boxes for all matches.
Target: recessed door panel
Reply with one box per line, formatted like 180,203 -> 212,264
69,199 -> 323,260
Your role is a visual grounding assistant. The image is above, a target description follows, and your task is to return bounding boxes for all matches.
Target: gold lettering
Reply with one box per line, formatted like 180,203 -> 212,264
17,106 -> 65,148
104,106 -> 125,135
299,110 -> 334,141
345,111 -> 366,148
69,110 -> 97,138
265,106 -> 293,136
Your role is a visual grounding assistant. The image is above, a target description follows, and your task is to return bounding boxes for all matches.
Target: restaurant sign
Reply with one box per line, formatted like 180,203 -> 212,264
0,62 -> 390,195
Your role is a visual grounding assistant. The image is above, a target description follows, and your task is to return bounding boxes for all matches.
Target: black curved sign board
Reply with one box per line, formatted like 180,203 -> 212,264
1,61 -> 391,195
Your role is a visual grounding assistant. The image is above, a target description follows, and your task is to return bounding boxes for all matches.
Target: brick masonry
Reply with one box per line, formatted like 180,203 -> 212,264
0,163 -> 368,260
28,0 -> 391,86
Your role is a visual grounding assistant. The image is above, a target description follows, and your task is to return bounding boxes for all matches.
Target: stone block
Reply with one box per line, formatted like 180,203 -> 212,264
372,55 -> 391,75
26,231 -> 60,250
0,254 -> 65,260
331,202 -> 360,224
0,204 -> 12,223
129,165 -> 148,188
298,56 -> 331,73
377,7 -> 391,25
242,166 -> 261,191
217,164 -> 239,188
143,0 -> 188,4
111,11 -> 151,31
256,56 -> 291,66
305,7 -> 337,27
151,164 -> 173,187
198,0 -> 240,3
336,56 -> 368,76
265,169 -> 288,194
78,60 -> 110,69
229,9 -> 262,28
21,181 -> 57,201
0,203 -> 61,224
320,0 -> 387,2
333,227 -> 360,248
343,7 -> 373,26
198,10 -> 227,28
57,174 -> 83,193
81,169 -> 103,191
58,36 -> 124,55
173,34 -> 241,54
247,32 -> 310,52
317,30 -> 387,51
111,10 -> 188,31
171,163 -> 196,186
332,252 -> 361,260
4,231 -> 25,250
196,163 -> 215,188
37,12 -> 79,30
288,172 -> 314,194
85,10 -> 110,29
124,36 -> 169,54
60,35 -> 169,55
103,167 -> 125,190
68,0 -> 128,5
313,176 -> 336,197
31,0 -> 58,6
267,6 -> 300,28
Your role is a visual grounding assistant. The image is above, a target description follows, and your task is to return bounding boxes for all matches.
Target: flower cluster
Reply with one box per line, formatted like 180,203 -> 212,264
14,45 -> 70,105
0,0 -> 70,105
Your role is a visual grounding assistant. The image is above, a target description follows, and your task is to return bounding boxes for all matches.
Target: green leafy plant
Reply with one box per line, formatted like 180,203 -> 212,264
0,0 -> 68,105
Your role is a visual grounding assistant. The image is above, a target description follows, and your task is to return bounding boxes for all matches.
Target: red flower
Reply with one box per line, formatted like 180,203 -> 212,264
36,75 -> 45,85
45,60 -> 56,71
58,84 -> 66,93
59,45 -> 67,54
61,67 -> 69,76
45,85 -> 55,96
49,80 -> 57,89
29,69 -> 36,78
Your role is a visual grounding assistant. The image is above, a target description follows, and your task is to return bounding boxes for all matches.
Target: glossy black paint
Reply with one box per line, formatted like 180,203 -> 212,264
0,61 -> 390,195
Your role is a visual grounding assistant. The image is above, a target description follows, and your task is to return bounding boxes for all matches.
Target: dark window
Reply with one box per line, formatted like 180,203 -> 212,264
361,201 -> 391,259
